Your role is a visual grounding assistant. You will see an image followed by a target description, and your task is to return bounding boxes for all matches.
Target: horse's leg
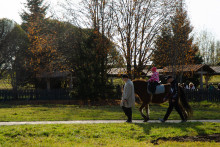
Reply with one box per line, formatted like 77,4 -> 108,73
144,104 -> 150,122
139,103 -> 145,118
139,103 -> 148,122
139,103 -> 147,122
142,94 -> 152,122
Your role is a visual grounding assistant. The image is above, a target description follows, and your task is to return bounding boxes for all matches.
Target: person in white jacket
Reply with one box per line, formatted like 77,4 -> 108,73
120,74 -> 135,123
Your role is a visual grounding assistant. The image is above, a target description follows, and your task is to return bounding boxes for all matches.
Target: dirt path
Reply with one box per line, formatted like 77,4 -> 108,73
0,120 -> 220,126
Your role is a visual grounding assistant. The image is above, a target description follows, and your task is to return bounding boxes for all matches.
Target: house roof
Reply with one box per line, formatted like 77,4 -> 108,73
162,64 -> 215,73
210,66 -> 220,75
108,65 -> 219,77
107,68 -> 163,77
107,68 -> 127,75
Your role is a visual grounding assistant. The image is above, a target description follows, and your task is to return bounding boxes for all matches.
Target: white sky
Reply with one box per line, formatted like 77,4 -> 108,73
0,0 -> 220,41
186,0 -> 220,41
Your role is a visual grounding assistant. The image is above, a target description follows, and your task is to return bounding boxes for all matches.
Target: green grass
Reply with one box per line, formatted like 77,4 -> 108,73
0,122 -> 219,146
206,75 -> 220,83
203,75 -> 220,86
0,79 -> 12,89
0,101 -> 219,122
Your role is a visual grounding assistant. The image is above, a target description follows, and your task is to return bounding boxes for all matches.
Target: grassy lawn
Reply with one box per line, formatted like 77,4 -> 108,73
0,101 -> 219,146
0,122 -> 219,146
0,79 -> 12,89
206,75 -> 220,84
0,101 -> 219,122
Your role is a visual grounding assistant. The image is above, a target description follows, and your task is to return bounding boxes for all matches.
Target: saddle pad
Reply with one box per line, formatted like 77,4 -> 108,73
147,85 -> 165,94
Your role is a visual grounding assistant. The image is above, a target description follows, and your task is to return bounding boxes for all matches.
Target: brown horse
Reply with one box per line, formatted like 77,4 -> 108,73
133,79 -> 193,122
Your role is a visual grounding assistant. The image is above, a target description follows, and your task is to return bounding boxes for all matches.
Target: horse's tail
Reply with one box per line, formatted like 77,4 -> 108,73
179,86 -> 193,119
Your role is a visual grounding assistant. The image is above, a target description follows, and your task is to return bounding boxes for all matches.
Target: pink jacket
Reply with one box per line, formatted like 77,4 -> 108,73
148,72 -> 159,82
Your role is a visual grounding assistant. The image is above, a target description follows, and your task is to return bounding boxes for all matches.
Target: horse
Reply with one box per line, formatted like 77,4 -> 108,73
133,79 -> 193,122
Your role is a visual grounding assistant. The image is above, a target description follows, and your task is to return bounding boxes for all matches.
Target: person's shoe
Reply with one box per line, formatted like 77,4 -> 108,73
126,120 -> 132,123
180,120 -> 187,123
159,118 -> 165,123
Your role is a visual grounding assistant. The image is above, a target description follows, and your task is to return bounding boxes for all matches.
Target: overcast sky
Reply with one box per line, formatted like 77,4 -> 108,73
0,0 -> 220,41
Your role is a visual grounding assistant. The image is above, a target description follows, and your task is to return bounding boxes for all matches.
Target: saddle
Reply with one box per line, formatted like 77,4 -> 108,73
147,82 -> 165,95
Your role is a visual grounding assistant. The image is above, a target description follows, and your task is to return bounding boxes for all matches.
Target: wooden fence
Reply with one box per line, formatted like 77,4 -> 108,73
184,89 -> 220,102
0,88 -> 219,102
0,89 -> 72,101
0,87 -> 121,102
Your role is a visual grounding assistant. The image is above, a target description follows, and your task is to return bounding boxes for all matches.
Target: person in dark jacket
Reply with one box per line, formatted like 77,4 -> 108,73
159,75 -> 186,123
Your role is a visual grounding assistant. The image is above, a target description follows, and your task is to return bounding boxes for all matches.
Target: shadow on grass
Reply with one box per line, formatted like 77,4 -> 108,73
133,122 -> 219,144
136,122 -> 207,134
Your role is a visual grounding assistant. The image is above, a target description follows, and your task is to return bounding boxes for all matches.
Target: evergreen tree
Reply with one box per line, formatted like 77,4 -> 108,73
20,0 -> 64,89
68,28 -> 115,99
21,0 -> 48,29
153,27 -> 173,68
52,21 -> 119,99
0,18 -> 29,91
152,1 -> 204,84
153,1 -> 198,71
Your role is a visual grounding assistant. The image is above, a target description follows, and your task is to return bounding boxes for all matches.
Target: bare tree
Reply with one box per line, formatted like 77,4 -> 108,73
109,0 -> 179,78
59,0 -> 180,78
195,30 -> 219,65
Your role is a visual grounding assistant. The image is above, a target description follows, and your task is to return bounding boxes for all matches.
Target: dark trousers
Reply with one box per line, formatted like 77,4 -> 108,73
122,106 -> 132,121
163,100 -> 185,121
148,81 -> 159,94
